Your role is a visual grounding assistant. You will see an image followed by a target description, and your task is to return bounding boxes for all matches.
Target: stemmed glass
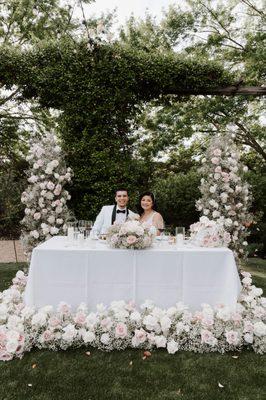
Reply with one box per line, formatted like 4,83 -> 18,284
78,220 -> 86,235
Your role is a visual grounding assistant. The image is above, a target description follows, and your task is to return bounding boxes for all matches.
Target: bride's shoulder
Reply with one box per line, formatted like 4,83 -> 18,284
153,211 -> 163,220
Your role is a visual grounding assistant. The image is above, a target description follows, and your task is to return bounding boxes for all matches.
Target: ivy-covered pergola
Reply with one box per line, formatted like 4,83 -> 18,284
0,39 -> 265,217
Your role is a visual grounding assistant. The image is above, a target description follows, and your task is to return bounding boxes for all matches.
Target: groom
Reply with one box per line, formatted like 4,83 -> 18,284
92,188 -> 136,235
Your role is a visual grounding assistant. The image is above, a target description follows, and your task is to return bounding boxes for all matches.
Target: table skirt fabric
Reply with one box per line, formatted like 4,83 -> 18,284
24,237 -> 241,311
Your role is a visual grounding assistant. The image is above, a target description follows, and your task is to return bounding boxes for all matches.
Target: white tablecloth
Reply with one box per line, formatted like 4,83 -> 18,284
24,236 -> 241,311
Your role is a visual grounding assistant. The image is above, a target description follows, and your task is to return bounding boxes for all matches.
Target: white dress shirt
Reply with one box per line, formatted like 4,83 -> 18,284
115,207 -> 127,224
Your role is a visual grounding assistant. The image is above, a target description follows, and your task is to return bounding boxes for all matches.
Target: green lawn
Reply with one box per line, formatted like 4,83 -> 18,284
0,259 -> 265,400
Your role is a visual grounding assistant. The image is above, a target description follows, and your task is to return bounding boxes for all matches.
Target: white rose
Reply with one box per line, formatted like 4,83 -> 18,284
253,322 -> 266,337
167,339 -> 179,354
82,331 -> 96,343
62,324 -> 77,342
212,211 -> 220,218
100,333 -> 110,345
0,304 -> 8,320
51,160 -> 59,168
154,335 -> 167,348
6,339 -> 19,353
160,316 -> 172,332
244,333 -> 253,344
47,216 -> 55,224
50,226 -> 59,235
130,311 -> 141,323
33,212 -> 41,220
32,312 -> 47,326
30,230 -> 39,239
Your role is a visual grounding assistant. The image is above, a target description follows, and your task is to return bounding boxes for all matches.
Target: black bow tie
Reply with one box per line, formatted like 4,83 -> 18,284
117,209 -> 126,214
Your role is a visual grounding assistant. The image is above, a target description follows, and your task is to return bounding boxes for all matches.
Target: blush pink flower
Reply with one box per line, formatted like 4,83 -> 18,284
42,330 -> 55,342
231,312 -> 242,325
74,312 -> 86,326
211,157 -> 219,165
115,323 -> 128,339
0,350 -> 13,361
134,329 -> 147,344
57,302 -> 71,315
100,317 -> 113,330
225,330 -> 239,345
48,316 -> 61,328
213,148 -> 222,157
201,329 -> 217,346
127,235 -> 137,245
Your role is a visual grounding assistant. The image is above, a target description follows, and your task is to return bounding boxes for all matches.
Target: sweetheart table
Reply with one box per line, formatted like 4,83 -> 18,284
24,236 -> 241,311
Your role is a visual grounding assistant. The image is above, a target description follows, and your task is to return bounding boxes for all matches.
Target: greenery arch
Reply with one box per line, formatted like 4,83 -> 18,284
0,38 -> 256,218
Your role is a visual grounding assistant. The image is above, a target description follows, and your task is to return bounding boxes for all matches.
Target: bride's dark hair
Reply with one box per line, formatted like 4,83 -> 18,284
137,191 -> 158,215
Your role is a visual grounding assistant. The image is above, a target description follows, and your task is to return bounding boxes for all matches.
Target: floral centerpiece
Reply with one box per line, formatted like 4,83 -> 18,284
106,219 -> 154,249
190,216 -> 231,248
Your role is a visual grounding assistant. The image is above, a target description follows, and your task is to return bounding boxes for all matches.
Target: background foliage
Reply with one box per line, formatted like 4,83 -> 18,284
0,0 -> 265,257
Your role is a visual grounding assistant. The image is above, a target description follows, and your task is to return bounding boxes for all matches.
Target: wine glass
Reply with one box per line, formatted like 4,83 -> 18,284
78,220 -> 86,236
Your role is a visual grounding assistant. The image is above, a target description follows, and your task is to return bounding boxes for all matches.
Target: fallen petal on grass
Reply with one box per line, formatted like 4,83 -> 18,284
143,351 -> 152,357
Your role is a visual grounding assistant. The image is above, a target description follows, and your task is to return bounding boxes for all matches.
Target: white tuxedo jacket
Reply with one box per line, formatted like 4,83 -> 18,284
92,205 -> 137,235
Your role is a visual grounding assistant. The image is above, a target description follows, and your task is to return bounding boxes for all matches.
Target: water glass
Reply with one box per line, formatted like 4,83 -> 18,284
175,227 -> 185,247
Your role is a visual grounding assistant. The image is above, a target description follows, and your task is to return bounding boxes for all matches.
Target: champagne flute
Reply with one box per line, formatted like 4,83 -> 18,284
78,220 -> 86,237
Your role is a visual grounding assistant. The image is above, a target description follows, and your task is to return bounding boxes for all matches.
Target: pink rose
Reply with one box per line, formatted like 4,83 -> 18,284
127,235 -> 137,245
115,323 -> 128,339
213,148 -> 222,157
74,312 -> 86,326
231,312 -> 242,325
100,317 -> 113,330
244,320 -> 254,333
0,350 -> 13,361
201,329 -> 216,346
225,330 -> 239,345
48,316 -> 61,328
42,330 -> 54,342
211,157 -> 219,165
57,302 -> 71,315
202,316 -> 214,327
193,311 -> 203,322
134,329 -> 147,343
214,166 -> 222,173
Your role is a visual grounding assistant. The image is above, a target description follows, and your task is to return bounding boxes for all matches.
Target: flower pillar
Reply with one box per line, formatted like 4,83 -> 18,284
196,134 -> 252,261
20,133 -> 73,259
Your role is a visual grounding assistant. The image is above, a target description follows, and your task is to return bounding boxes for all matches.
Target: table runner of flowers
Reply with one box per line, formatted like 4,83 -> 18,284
0,271 -> 265,361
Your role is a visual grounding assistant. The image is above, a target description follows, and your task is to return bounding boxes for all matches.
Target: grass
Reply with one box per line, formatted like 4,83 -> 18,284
0,259 -> 265,400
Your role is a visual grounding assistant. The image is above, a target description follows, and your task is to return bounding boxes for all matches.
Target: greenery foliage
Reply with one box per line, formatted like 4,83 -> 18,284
0,0 -> 265,256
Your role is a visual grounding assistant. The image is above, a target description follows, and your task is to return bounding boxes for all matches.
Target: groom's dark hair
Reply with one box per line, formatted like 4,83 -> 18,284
115,188 -> 128,195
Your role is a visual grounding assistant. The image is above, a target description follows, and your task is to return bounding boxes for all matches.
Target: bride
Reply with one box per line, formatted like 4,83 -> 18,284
137,191 -> 164,234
